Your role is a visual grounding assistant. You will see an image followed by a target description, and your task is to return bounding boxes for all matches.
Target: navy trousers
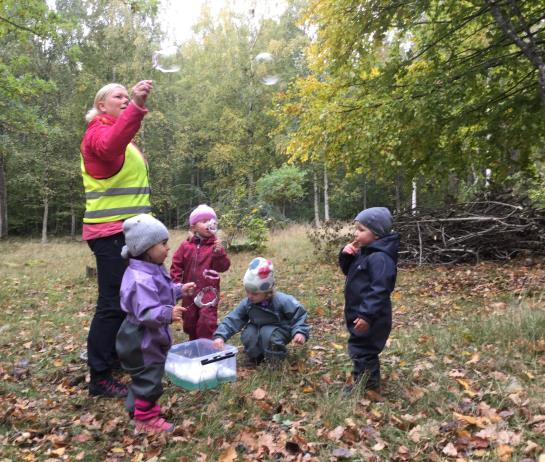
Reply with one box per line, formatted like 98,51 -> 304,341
347,310 -> 391,390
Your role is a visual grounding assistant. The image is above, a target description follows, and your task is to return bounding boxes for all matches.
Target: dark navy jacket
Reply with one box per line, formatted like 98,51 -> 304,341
339,233 -> 400,336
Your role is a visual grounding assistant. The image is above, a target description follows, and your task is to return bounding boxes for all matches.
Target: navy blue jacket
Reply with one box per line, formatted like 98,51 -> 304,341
339,233 -> 400,333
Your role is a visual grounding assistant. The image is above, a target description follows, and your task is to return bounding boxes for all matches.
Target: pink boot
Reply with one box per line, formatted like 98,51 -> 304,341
134,416 -> 174,434
133,399 -> 174,434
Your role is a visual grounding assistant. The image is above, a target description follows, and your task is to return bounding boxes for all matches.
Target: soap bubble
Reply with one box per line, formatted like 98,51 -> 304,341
152,45 -> 181,73
254,52 -> 280,85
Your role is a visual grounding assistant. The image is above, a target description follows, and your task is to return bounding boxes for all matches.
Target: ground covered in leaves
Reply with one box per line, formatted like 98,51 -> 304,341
1,226 -> 545,461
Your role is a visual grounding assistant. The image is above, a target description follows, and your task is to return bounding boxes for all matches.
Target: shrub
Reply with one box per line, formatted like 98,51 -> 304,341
306,220 -> 352,262
222,210 -> 269,254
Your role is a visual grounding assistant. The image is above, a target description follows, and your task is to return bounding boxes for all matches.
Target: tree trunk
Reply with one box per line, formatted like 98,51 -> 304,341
0,153 -> 7,238
485,168 -> 492,187
41,195 -> 49,244
394,174 -> 402,212
190,171 -> 195,208
313,170 -> 320,227
248,172 -> 254,201
487,0 -> 545,106
323,163 -> 330,222
70,204 -> 76,239
411,179 -> 417,215
363,174 -> 367,209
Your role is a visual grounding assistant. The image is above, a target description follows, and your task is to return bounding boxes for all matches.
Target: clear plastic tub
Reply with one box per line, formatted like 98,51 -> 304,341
165,339 -> 237,390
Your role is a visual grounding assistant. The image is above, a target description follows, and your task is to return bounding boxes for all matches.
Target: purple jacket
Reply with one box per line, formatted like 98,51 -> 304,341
120,259 -> 183,364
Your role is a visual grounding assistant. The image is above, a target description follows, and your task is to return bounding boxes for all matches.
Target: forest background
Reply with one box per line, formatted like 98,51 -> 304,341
2,0 -> 545,241
3,2 -> 545,460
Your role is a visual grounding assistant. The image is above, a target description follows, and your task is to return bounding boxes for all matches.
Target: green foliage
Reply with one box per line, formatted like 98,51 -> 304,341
274,0 -> 545,198
255,164 -> 306,216
219,188 -> 269,254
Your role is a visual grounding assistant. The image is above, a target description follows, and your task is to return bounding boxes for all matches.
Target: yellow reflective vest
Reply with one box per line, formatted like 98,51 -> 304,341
81,143 -> 151,224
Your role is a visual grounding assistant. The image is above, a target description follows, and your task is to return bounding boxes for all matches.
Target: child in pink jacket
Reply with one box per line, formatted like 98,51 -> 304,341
170,204 -> 231,339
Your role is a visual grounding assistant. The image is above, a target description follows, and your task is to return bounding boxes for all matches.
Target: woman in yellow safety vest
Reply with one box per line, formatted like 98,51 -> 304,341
80,80 -> 153,398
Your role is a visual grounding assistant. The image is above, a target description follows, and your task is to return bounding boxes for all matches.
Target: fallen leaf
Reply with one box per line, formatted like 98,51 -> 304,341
251,388 -> 267,400
218,446 -> 237,462
332,447 -> 353,458
327,426 -> 345,441
442,442 -> 458,457
496,444 -> 513,461
372,441 -> 385,451
408,425 -> 422,443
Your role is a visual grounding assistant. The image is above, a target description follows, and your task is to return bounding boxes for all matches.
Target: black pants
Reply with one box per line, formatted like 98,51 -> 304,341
87,233 -> 127,377
117,319 -> 165,414
347,311 -> 391,390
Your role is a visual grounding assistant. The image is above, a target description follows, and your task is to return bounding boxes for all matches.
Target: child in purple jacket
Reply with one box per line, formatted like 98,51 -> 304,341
116,214 -> 195,434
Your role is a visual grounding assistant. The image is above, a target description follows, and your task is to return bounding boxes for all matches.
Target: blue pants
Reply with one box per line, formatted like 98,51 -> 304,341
241,324 -> 291,361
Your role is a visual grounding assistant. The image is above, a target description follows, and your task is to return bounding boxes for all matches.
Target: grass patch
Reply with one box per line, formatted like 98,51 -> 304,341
1,226 -> 545,460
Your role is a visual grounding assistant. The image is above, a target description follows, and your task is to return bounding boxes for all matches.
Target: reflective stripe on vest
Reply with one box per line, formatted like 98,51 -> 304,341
81,142 -> 151,224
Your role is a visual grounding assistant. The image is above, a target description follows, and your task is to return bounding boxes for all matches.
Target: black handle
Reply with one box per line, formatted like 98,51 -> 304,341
200,351 -> 236,365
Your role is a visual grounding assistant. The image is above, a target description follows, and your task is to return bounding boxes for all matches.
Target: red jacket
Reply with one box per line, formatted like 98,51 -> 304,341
170,235 -> 231,308
81,101 -> 147,179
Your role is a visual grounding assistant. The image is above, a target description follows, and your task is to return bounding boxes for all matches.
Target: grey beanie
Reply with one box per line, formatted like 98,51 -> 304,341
354,207 -> 393,237
121,214 -> 169,259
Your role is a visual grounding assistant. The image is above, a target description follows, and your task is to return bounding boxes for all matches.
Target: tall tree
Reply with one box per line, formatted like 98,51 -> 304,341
275,0 -> 545,204
0,0 -> 57,237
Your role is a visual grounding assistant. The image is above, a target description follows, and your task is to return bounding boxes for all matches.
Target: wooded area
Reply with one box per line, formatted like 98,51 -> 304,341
2,0 -> 545,242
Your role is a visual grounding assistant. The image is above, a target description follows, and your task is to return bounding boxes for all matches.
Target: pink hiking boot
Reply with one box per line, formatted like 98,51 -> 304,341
134,417 -> 174,434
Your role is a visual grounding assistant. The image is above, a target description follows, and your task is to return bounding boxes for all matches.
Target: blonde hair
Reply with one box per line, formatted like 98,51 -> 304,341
84,83 -> 126,123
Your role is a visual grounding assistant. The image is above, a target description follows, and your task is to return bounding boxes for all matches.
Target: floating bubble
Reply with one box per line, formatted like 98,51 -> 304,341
254,52 -> 280,85
152,45 -> 181,73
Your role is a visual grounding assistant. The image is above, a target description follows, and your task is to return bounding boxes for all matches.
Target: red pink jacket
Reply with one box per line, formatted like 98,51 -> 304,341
170,235 -> 230,308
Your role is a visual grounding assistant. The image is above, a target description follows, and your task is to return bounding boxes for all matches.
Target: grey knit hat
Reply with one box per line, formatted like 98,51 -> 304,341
121,214 -> 169,258
354,207 -> 393,237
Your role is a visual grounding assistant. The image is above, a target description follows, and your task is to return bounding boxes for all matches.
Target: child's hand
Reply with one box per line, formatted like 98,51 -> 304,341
213,337 -> 225,350
172,305 -> 186,322
213,238 -> 223,253
182,282 -> 196,296
292,333 -> 306,345
353,317 -> 370,333
343,240 -> 360,255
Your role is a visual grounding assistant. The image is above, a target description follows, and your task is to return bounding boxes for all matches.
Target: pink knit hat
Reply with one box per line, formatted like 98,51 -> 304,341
189,204 -> 217,226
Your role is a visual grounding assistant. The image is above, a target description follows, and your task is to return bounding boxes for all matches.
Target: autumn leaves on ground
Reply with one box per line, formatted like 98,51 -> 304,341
1,225 -> 545,461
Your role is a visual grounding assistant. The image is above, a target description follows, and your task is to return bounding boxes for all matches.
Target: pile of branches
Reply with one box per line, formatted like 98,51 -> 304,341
397,198 -> 545,264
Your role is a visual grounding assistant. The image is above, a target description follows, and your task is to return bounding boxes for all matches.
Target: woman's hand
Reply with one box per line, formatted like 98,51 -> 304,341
131,80 -> 153,108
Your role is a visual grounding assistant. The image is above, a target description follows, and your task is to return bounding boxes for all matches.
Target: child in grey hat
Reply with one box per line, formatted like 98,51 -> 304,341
339,207 -> 399,394
116,214 -> 196,434
213,257 -> 310,366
